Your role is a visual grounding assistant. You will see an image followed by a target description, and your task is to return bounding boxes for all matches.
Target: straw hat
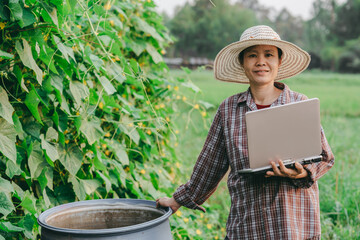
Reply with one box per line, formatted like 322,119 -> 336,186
213,25 -> 311,84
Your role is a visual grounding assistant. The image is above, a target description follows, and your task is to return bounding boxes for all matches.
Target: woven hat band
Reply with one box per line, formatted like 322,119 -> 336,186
240,25 -> 281,41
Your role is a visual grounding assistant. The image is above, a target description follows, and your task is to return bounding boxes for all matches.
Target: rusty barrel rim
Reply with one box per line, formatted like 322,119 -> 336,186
37,199 -> 172,236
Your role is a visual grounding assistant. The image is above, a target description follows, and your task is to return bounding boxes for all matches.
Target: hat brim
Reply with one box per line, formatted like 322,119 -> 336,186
213,39 -> 311,84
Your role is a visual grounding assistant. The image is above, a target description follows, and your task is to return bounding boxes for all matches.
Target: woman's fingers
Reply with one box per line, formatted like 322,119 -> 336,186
271,161 -> 284,176
266,161 -> 308,179
156,197 -> 181,214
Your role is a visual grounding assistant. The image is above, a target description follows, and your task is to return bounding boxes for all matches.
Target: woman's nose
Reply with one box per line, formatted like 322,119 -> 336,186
256,61 -> 265,66
256,55 -> 266,66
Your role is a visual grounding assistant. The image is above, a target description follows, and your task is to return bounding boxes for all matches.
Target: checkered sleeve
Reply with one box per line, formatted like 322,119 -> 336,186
292,126 -> 334,188
173,108 -> 229,212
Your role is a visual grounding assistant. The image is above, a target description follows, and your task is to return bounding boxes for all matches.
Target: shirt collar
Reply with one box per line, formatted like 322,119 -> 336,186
236,82 -> 289,110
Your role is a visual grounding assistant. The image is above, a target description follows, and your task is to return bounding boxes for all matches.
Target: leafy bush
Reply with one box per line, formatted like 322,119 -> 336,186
338,38 -> 360,73
0,0 -> 212,239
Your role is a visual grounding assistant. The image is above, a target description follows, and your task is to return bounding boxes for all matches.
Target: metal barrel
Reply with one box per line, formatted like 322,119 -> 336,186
38,199 -> 173,240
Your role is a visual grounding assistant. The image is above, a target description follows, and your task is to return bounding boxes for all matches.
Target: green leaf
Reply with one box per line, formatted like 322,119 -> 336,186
53,35 -> 75,63
11,182 -> 24,203
39,45 -> 59,74
6,159 -> 22,178
39,0 -> 58,26
133,17 -> 163,42
199,100 -> 215,110
69,81 -> 89,108
18,214 -> 34,239
15,39 -> 43,85
45,166 -> 53,190
146,43 -> 163,64
0,49 -> 14,59
13,64 -> 29,93
81,179 -> 101,195
40,134 -> 59,162
18,8 -> 36,27
129,58 -> 140,74
0,118 -> 17,162
97,171 -> 111,192
69,175 -> 86,201
127,39 -> 146,56
25,89 -> 43,124
20,192 -> 37,214
23,121 -> 42,138
119,124 -> 140,145
9,0 -> 23,21
182,81 -> 201,93
80,118 -> 103,145
50,74 -> 64,93
93,150 -> 106,171
46,127 -> 58,142
37,168 -> 48,192
55,109 -> 68,132
0,86 -> 15,124
12,112 -> 24,140
0,192 -> 15,217
95,73 -> 116,95
60,94 -> 70,114
139,178 -> 160,199
42,188 -> 52,207
111,161 -> 126,186
98,35 -> 112,47
0,177 -> 14,194
0,222 -> 24,232
90,54 -> 104,71
106,62 -> 125,84
58,144 -> 83,176
0,1 -> 10,20
106,140 -> 129,165
28,141 -> 46,178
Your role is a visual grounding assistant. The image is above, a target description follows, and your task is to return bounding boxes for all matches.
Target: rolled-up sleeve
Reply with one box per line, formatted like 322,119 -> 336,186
173,108 -> 229,212
292,126 -> 335,188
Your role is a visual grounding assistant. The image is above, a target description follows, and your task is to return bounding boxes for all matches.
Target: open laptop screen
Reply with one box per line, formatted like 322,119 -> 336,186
242,98 -> 322,173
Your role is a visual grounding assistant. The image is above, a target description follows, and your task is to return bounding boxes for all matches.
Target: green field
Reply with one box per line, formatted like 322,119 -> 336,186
170,69 -> 360,239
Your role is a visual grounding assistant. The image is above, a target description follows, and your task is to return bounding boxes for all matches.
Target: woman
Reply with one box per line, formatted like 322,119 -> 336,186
157,25 -> 334,239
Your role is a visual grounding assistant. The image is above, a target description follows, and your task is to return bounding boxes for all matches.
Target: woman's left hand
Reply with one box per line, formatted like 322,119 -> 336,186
265,160 -> 308,179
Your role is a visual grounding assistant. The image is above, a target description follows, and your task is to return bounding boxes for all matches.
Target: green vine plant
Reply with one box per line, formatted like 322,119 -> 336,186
0,0 -> 215,239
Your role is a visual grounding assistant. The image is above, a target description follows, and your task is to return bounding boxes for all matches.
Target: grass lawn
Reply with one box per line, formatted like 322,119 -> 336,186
170,69 -> 360,239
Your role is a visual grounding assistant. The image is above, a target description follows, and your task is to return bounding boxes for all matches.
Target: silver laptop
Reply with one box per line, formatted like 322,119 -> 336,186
238,98 -> 323,174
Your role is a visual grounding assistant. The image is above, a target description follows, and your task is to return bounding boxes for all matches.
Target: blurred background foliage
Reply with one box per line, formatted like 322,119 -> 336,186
164,0 -> 360,73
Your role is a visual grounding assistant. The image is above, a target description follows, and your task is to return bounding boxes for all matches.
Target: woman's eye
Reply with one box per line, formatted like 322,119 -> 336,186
266,53 -> 274,57
248,54 -> 256,58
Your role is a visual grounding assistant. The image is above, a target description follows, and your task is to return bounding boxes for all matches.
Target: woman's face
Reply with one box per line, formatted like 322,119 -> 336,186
241,45 -> 282,86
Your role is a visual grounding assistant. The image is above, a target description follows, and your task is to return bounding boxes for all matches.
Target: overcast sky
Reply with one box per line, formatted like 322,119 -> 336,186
153,0 -> 333,20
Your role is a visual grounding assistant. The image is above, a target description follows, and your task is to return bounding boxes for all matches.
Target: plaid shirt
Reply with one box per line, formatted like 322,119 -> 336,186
173,82 -> 334,240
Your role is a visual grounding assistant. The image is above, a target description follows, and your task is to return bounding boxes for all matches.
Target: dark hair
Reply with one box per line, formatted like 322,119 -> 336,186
238,46 -> 283,65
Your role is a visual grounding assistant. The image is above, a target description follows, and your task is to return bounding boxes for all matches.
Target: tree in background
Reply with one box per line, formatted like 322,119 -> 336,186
166,0 -> 257,59
332,0 -> 360,72
274,9 -> 305,48
331,0 -> 360,44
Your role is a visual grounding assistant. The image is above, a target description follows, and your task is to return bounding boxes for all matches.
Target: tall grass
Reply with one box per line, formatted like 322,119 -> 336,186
171,69 -> 360,239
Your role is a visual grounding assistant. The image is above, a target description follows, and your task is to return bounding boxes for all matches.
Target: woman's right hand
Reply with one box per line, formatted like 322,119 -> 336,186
156,197 -> 181,214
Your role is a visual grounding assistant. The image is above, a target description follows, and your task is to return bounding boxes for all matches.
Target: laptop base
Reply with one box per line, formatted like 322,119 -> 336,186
238,156 -> 322,175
